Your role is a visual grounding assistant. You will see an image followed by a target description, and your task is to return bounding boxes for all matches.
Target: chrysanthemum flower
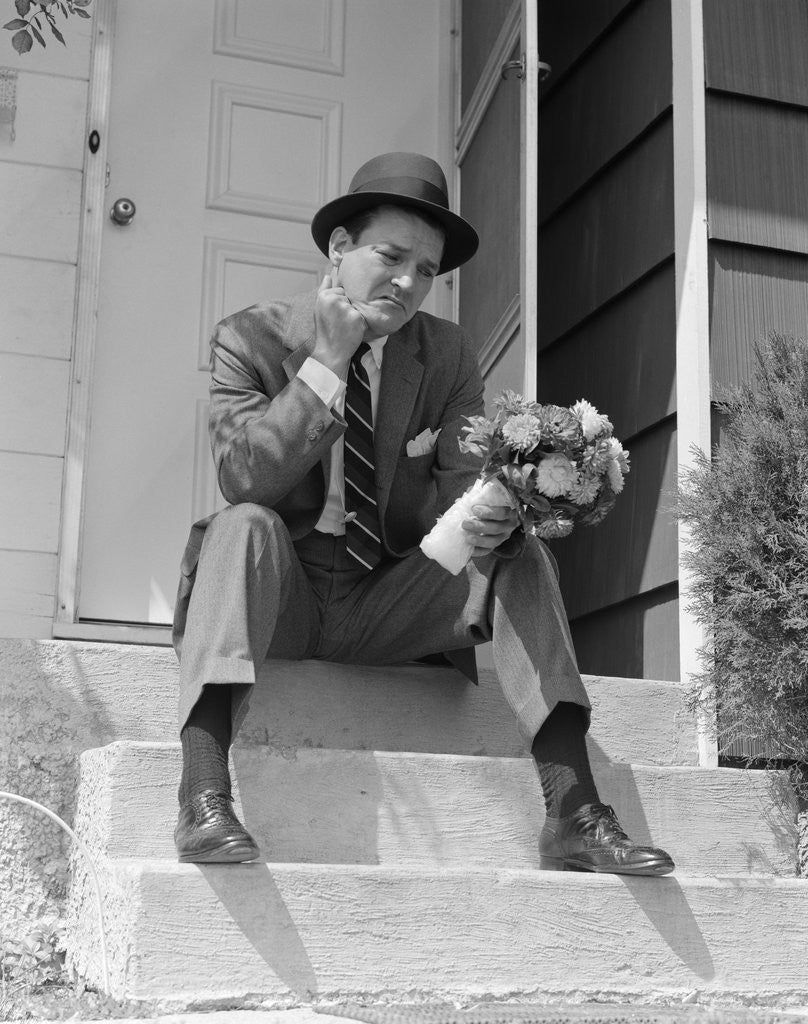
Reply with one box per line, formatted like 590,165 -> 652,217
536,453 -> 577,497
501,413 -> 542,451
568,472 -> 600,506
539,405 -> 582,445
606,459 -> 625,494
608,437 -> 630,473
572,399 -> 613,441
601,438 -> 629,494
494,390 -> 537,416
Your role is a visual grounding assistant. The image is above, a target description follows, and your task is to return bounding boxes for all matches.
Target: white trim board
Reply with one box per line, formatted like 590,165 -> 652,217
55,0 -> 116,630
671,0 -> 715,768
520,0 -> 539,401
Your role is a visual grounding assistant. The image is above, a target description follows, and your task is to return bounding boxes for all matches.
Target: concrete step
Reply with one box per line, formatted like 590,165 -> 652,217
77,742 -> 797,877
1,639 -> 698,763
48,1010 -> 808,1024
66,860 -> 808,1005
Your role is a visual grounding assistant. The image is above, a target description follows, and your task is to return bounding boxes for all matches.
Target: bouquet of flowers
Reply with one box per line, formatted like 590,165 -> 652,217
420,390 -> 630,575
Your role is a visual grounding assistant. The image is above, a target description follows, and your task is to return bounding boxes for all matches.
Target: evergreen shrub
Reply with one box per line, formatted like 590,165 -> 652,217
678,333 -> 808,802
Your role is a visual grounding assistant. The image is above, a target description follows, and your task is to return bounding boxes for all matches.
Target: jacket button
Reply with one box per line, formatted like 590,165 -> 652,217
315,420 -> 325,433
307,430 -> 318,442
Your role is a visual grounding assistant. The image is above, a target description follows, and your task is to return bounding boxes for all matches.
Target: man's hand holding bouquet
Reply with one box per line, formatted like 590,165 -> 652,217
420,390 -> 630,574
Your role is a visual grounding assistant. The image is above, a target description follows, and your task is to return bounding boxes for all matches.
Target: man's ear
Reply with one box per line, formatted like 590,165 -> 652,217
328,226 -> 350,265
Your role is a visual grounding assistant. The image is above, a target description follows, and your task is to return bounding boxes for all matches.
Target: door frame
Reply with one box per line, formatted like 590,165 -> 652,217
52,0 -> 156,643
55,0 -> 165,643
452,0 -> 538,400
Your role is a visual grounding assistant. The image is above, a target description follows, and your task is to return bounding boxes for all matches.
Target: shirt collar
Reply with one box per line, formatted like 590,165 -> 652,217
366,335 -> 388,369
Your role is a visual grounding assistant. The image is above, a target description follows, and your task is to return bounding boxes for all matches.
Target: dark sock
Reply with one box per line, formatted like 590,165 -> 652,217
531,701 -> 600,819
179,684 -> 234,804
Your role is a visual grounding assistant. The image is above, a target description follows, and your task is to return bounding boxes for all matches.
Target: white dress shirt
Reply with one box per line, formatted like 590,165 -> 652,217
296,337 -> 388,535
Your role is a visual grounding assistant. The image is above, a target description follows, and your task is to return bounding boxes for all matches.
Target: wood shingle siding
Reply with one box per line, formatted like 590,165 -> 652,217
537,0 -> 677,678
0,354 -> 70,457
707,94 -> 808,256
0,164 -> 82,264
0,553 -> 58,638
536,0 -> 634,85
0,255 -> 76,360
539,114 -> 674,343
0,14 -> 93,638
538,0 -> 671,219
710,243 -> 808,391
537,260 -> 676,443
0,452 -> 63,552
703,0 -> 808,107
703,0 -> 808,394
565,582 -> 680,682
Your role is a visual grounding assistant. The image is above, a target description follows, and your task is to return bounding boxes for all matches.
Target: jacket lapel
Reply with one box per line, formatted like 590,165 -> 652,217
375,323 -> 423,508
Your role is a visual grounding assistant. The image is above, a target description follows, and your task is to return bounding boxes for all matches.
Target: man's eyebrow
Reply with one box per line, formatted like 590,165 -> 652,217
378,240 -> 441,274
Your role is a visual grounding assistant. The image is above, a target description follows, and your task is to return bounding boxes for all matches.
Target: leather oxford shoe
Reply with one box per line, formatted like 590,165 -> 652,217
539,802 -> 675,876
175,790 -> 260,863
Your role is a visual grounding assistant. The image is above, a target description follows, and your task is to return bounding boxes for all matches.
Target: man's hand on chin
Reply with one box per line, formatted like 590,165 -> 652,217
311,272 -> 367,376
462,503 -> 520,557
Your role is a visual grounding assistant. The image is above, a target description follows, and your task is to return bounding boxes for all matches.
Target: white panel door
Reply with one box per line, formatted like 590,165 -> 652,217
76,0 -> 450,625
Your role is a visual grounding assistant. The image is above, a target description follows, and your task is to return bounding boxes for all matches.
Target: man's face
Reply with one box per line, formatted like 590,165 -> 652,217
329,205 -> 445,338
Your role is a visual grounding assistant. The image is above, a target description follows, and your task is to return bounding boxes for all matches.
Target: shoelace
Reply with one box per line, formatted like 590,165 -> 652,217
581,803 -> 631,843
194,791 -> 233,822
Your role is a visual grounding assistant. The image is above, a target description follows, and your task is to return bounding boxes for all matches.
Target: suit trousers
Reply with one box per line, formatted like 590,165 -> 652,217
175,502 -> 591,745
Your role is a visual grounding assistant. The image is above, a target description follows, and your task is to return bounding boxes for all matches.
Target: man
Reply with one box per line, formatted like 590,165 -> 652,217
172,152 -> 674,876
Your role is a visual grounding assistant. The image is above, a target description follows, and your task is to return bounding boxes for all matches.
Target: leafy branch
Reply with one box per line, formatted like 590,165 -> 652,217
679,333 -> 808,796
0,915 -> 66,997
4,0 -> 91,54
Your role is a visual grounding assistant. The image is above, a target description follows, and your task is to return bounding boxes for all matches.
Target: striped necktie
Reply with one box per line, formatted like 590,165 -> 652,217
344,343 -> 382,570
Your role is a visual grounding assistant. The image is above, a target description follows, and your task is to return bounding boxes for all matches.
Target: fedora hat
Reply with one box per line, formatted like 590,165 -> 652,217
311,152 -> 479,274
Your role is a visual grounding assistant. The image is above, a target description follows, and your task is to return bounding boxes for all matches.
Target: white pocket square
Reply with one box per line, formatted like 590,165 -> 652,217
406,427 -> 441,457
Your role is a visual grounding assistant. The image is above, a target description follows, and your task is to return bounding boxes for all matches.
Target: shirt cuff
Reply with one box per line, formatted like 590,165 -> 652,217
298,356 -> 345,409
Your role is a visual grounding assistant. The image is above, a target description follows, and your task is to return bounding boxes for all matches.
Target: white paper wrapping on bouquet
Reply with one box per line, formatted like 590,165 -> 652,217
420,476 -> 517,575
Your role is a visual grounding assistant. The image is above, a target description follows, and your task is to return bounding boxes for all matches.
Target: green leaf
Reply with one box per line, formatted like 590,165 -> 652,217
73,7 -> 90,15
49,19 -> 65,43
72,0 -> 92,5
11,27 -> 32,51
4,17 -> 29,28
30,22 -> 45,44
15,0 -> 32,15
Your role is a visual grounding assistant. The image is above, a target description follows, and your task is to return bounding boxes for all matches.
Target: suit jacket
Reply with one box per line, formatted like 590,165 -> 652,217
174,288 -> 510,680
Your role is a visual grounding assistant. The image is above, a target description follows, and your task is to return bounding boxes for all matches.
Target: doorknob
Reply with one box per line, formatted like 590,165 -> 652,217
501,57 -> 553,82
110,197 -> 136,226
501,57 -> 525,80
